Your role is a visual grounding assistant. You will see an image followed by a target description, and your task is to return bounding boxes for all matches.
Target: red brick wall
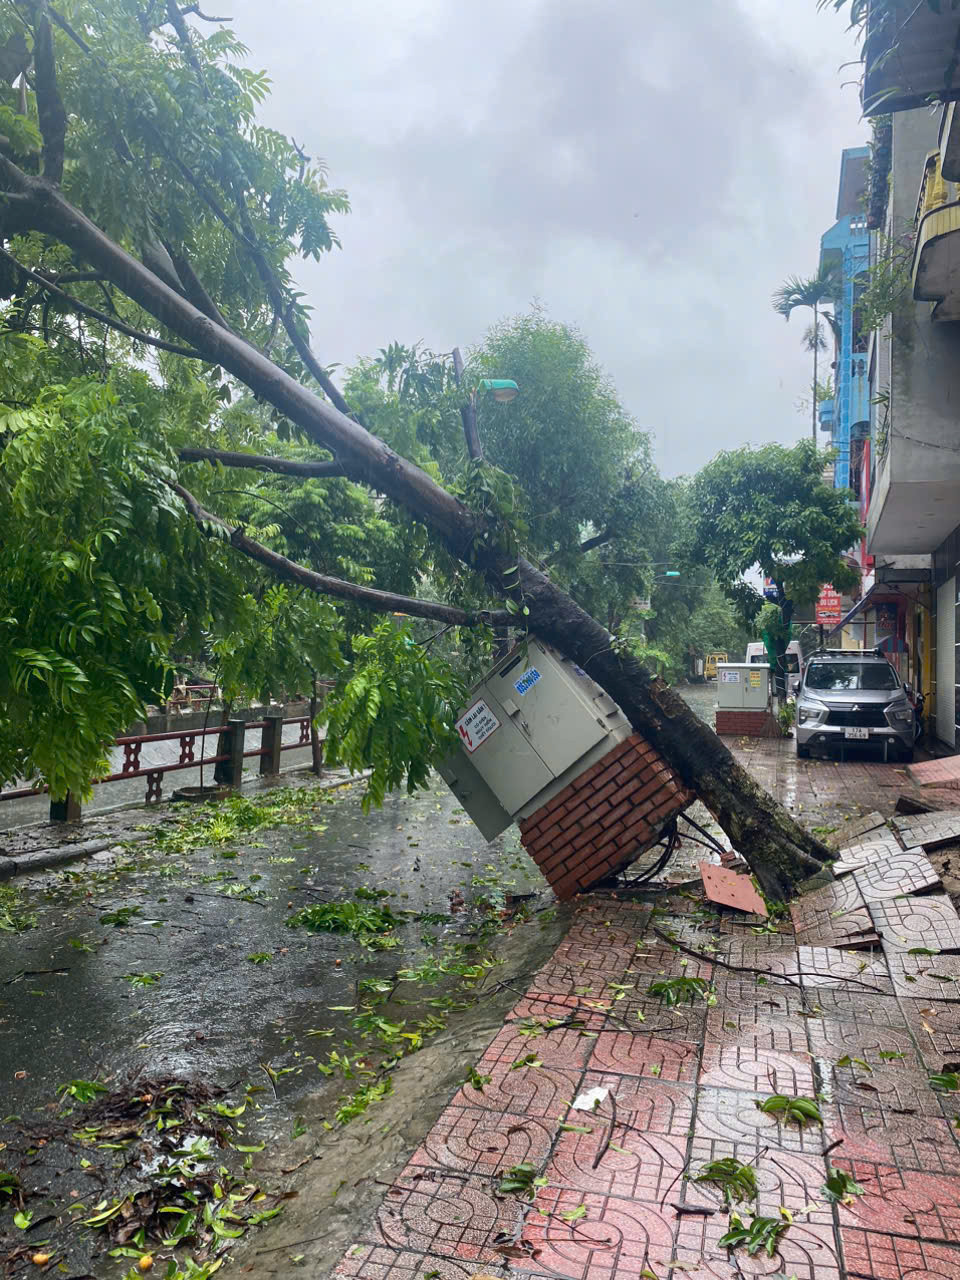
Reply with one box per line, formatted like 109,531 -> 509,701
715,709 -> 781,738
517,734 -> 693,901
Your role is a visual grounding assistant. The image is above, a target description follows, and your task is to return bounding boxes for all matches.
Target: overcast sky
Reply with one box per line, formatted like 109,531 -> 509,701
227,0 -> 867,478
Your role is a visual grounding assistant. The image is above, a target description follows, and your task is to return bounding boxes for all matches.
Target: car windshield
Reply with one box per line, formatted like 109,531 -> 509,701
749,654 -> 799,672
805,662 -> 900,692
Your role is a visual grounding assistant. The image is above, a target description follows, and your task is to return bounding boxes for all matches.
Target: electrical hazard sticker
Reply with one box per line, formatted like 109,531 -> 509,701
455,698 -> 501,753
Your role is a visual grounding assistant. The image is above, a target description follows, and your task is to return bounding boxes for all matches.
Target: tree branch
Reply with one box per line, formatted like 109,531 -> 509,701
0,150 -> 830,892
31,1 -> 67,184
170,480 -> 510,627
179,446 -> 346,479
578,528 -> 613,555
163,241 -> 231,329
0,246 -> 205,358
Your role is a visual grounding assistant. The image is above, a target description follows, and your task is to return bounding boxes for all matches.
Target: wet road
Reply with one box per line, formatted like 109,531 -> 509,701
677,679 -> 719,725
0,780 -> 545,1125
0,777 -> 560,1276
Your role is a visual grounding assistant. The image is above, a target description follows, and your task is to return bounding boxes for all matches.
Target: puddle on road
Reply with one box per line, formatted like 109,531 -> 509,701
0,777 -> 555,1276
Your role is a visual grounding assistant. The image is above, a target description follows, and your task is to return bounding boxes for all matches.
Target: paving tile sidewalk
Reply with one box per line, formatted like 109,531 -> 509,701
332,814 -> 960,1280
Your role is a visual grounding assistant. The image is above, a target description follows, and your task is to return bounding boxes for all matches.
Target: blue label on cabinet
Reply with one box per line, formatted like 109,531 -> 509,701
514,667 -> 541,695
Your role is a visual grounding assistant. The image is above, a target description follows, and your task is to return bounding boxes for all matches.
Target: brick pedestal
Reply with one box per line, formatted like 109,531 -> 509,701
517,734 -> 693,901
715,709 -> 781,738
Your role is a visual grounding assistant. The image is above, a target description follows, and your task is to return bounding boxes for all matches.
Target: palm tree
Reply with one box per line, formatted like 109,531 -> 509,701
772,271 -> 838,443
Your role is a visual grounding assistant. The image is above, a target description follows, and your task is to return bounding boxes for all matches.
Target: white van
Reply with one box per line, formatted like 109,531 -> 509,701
745,640 -> 803,696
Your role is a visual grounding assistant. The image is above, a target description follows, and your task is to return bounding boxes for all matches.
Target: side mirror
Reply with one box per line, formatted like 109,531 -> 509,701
904,683 -> 914,697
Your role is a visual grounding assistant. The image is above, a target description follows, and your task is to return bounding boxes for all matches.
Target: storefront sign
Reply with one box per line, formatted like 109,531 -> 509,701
815,584 -> 844,625
875,602 -> 897,637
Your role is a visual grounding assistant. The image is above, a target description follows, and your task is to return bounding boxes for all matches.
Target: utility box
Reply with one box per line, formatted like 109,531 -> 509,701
437,637 -> 632,840
439,635 -> 693,899
717,663 -> 770,710
715,662 -> 780,738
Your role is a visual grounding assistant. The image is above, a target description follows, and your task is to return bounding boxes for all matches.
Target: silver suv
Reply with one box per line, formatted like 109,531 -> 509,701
795,649 -> 915,762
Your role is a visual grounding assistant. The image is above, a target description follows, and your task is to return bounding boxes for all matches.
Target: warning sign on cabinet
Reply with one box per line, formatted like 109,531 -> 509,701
455,699 -> 501,753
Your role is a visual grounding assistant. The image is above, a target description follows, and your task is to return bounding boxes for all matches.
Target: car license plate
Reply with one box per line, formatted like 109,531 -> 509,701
844,727 -> 870,740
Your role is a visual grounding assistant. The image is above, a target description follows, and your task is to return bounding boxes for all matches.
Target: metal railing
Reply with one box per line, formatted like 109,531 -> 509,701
0,714 -> 315,821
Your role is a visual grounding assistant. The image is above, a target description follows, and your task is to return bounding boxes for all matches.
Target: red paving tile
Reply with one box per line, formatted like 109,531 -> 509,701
506,992 -> 610,1031
698,1040 -> 815,1095
483,1024 -> 596,1072
795,945 -> 894,993
331,740 -> 960,1280
670,1215 -> 842,1280
868,892 -> 960,953
841,1229 -> 960,1279
520,1187 -> 675,1280
889,951 -> 960,1001
448,1056 -> 582,1118
405,1106 -> 555,1179
824,1101 -> 960,1174
799,988 -> 908,1030
903,997 -> 960,1066
368,1173 -> 525,1263
692,1086 -> 830,1158
573,1070 -> 694,1135
806,1022 -> 925,1077
909,755 -> 960,788
833,1158 -> 960,1244
545,1119 -> 687,1201
852,848 -> 942,900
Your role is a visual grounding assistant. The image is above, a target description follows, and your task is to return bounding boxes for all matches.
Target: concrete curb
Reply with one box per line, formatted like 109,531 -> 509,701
0,830 -> 154,881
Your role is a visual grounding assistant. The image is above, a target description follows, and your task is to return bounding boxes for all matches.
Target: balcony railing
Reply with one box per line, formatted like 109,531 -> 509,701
912,150 -> 960,320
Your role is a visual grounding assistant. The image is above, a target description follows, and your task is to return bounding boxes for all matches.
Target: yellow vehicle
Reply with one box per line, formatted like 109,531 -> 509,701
704,652 -> 728,680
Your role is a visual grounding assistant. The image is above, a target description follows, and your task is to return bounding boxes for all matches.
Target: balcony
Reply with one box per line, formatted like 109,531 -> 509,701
862,0 -> 960,116
818,397 -> 835,433
913,151 -> 960,321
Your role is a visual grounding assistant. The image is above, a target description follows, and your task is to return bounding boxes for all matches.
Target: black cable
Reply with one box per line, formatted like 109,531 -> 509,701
680,812 -> 727,856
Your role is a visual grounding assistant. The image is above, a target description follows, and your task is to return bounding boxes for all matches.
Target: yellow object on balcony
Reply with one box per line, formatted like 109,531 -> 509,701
914,151 -> 960,320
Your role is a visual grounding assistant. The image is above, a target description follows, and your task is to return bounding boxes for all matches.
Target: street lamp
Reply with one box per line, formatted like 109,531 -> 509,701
477,378 -> 519,404
451,347 -> 519,461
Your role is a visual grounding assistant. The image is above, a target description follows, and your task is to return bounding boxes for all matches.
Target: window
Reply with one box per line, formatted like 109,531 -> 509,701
805,662 -> 900,691
852,273 -> 869,354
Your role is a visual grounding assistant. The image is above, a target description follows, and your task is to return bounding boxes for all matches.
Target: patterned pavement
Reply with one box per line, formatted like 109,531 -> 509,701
332,789 -> 960,1280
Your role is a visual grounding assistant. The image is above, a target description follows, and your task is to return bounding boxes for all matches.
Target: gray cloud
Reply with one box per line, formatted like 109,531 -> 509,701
226,0 -> 866,476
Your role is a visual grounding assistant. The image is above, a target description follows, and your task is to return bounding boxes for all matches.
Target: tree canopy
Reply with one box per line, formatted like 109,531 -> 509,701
692,439 -> 862,687
0,0 -> 834,892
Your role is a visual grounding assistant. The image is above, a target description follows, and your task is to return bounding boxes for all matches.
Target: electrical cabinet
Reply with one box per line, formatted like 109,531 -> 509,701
439,637 -> 633,840
716,662 -> 770,710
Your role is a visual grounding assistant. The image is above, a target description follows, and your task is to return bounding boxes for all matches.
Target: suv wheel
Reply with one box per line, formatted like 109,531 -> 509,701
796,742 -> 810,759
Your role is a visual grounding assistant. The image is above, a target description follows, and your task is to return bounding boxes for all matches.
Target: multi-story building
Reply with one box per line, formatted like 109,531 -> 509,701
813,148 -> 921,672
838,1 -> 960,746
817,147 -> 871,494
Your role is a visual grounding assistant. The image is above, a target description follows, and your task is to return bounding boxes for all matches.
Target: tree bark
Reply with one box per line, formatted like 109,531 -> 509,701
310,674 -> 323,777
0,160 -> 832,895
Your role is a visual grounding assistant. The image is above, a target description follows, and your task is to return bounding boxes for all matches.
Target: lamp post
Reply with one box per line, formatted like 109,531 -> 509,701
451,348 -> 518,461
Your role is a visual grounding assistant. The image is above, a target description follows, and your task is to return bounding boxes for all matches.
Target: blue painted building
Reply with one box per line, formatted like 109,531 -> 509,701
818,147 -> 871,492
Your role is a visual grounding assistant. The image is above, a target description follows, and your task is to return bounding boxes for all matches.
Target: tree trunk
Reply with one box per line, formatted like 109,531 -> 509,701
310,676 -> 323,777
2,164 -> 832,896
516,558 -> 827,899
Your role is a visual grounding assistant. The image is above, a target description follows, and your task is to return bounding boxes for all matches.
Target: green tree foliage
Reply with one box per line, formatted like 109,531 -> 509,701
0,1 -> 750,817
692,440 -> 862,689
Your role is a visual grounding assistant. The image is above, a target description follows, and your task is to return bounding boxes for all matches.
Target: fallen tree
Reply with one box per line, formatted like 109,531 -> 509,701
0,3 -> 830,896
